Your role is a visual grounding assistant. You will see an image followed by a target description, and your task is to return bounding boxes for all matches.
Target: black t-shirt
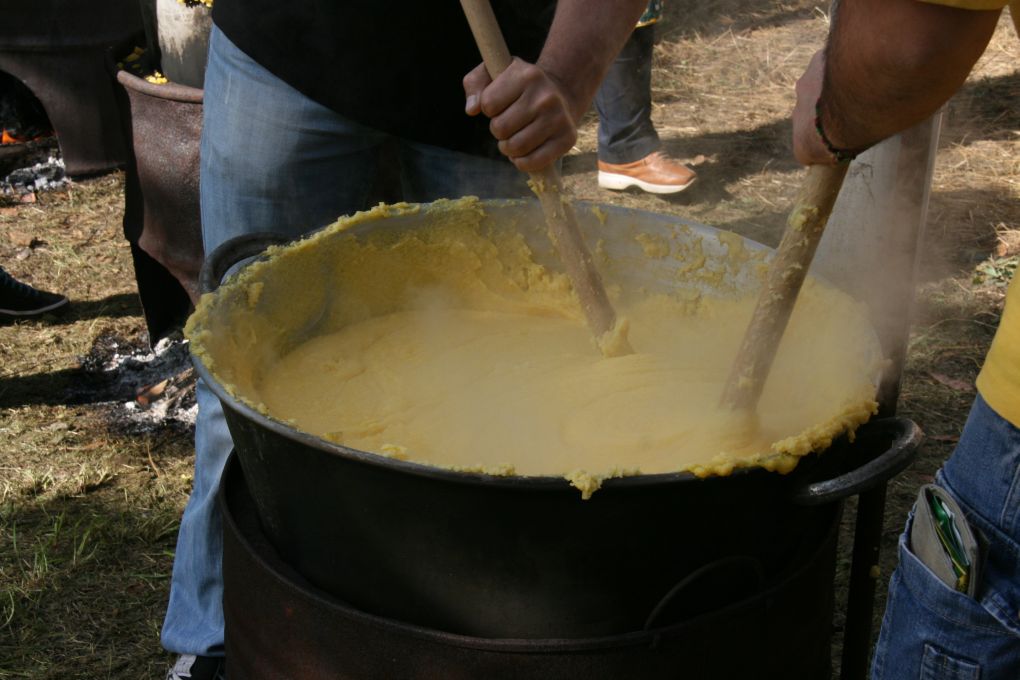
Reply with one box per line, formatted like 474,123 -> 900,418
213,1 -> 556,159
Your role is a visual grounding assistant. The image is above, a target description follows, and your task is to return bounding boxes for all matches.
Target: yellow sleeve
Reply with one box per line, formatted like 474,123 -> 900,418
977,277 -> 1020,429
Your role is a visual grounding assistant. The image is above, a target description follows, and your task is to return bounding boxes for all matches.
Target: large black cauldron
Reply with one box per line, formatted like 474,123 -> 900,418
220,454 -> 846,679
193,200 -> 920,639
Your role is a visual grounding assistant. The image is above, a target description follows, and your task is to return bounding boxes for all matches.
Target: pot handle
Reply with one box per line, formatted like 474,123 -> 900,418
200,232 -> 291,295
791,417 -> 923,506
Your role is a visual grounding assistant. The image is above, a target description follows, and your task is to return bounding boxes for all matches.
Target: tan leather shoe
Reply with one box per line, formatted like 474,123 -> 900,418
597,151 -> 697,194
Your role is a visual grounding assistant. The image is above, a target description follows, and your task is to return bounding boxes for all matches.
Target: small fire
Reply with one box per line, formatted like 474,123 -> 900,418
0,128 -> 49,145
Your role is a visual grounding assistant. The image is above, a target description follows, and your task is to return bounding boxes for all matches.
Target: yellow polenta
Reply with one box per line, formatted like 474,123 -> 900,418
187,198 -> 881,498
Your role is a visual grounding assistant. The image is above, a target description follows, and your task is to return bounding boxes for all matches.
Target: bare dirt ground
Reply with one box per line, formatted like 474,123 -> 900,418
1,2 -> 1017,677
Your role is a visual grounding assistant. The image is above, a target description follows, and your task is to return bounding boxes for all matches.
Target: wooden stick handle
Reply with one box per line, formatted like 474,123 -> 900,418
459,0 -> 626,353
720,163 -> 850,411
460,0 -> 513,75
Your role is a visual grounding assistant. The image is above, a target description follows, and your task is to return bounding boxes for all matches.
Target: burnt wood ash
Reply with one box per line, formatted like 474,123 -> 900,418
2,154 -> 66,195
76,332 -> 198,434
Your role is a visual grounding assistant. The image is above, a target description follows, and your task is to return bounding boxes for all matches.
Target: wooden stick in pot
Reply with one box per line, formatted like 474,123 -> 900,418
719,163 -> 849,412
459,0 -> 631,357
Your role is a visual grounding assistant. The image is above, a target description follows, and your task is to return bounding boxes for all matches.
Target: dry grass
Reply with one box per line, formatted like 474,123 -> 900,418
0,176 -> 194,678
1,2 -> 1017,677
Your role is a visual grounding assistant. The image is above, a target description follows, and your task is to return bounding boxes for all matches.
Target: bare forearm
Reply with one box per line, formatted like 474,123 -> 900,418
819,0 -> 1000,152
537,0 -> 650,121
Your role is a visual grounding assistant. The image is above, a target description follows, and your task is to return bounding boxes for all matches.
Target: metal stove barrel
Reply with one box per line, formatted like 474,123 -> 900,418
220,454 -> 840,680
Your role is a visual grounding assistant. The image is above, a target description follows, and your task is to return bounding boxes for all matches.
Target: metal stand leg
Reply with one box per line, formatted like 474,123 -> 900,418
840,485 -> 888,680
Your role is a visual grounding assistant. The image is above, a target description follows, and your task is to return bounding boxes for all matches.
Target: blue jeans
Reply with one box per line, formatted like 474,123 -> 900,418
594,24 -> 660,164
871,394 -> 1020,679
161,25 -> 530,657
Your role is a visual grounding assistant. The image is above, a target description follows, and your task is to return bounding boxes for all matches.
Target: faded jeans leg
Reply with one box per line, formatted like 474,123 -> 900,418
594,24 -> 660,165
161,380 -> 232,656
161,25 -> 387,657
871,395 -> 1020,679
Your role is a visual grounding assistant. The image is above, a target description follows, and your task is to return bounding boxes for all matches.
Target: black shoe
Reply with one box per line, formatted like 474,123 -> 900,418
165,655 -> 225,680
0,267 -> 68,320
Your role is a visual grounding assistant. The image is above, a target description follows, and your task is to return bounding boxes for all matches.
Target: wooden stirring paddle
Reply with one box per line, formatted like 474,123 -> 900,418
719,163 -> 849,411
459,0 -> 631,357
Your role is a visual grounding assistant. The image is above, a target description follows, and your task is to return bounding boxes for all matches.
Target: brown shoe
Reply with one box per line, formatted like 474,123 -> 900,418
597,151 -> 697,195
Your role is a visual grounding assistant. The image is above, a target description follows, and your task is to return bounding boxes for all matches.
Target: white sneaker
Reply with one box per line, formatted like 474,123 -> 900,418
165,654 -> 225,680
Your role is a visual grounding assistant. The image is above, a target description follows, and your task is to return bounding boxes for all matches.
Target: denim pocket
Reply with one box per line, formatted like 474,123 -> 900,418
920,643 -> 980,680
899,513 -> 1002,633
871,517 -> 1020,680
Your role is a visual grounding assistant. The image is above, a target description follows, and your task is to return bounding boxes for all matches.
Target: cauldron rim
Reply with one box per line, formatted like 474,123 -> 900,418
116,65 -> 204,103
191,198 -> 885,494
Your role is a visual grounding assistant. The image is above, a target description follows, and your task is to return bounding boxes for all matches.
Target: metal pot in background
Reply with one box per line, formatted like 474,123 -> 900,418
0,0 -> 141,176
110,39 -> 204,342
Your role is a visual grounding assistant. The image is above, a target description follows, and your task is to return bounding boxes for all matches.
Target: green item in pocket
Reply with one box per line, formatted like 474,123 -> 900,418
909,484 -> 981,596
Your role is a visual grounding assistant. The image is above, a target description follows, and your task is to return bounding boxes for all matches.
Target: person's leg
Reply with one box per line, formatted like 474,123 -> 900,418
160,380 -> 231,663
595,24 -> 660,165
871,395 -> 1020,679
161,24 -> 388,665
594,23 -> 696,194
